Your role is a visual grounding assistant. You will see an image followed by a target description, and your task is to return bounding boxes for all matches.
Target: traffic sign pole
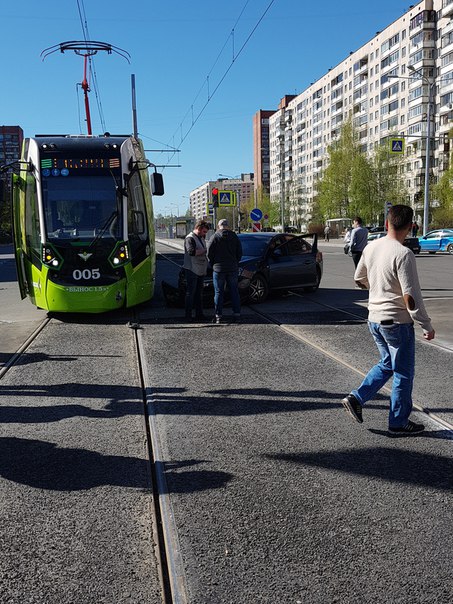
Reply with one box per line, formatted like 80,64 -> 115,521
384,201 -> 392,230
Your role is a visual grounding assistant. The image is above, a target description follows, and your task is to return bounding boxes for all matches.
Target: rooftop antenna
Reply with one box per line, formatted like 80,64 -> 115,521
41,41 -> 131,135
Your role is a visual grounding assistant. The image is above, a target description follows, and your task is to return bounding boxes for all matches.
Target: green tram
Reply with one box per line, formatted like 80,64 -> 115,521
11,134 -> 163,313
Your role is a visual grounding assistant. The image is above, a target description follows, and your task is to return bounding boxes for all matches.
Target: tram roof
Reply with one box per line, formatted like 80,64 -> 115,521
32,134 -> 132,149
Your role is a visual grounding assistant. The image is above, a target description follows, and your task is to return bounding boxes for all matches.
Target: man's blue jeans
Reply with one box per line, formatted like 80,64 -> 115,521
351,322 -> 415,428
213,270 -> 241,316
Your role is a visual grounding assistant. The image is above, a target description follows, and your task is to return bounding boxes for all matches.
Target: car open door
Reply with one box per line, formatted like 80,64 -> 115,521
11,173 -> 27,299
268,234 -> 317,288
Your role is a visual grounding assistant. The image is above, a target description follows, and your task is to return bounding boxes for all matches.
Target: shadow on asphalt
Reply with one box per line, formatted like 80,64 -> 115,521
4,385 -> 453,425
0,385 -> 389,423
265,447 -> 453,491
368,428 -> 453,440
2,351 -> 120,367
0,437 -> 233,492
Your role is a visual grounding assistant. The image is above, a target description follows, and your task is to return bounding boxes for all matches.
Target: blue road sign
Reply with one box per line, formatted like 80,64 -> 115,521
390,138 -> 404,153
250,208 -> 263,221
218,191 -> 232,206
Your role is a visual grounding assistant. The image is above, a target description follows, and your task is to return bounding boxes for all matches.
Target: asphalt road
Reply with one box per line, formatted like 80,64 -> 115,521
144,240 -> 453,603
0,239 -> 452,603
0,244 -> 47,367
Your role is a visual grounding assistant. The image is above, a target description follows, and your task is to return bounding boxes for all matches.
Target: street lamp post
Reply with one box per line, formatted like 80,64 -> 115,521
164,207 -> 174,238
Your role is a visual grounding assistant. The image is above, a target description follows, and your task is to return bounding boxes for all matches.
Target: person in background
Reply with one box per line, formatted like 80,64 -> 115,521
343,227 -> 352,254
183,220 -> 209,322
411,221 -> 419,237
324,224 -> 331,242
207,219 -> 242,324
349,216 -> 368,268
341,204 -> 435,434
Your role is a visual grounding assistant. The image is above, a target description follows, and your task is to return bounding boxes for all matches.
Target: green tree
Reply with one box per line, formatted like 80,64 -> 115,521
432,154 -> 453,227
316,118 -> 360,220
316,120 -> 408,226
370,140 -> 408,221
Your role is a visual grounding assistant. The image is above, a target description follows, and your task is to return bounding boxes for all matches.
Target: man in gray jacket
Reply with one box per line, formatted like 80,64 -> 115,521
183,220 -> 209,321
207,219 -> 242,324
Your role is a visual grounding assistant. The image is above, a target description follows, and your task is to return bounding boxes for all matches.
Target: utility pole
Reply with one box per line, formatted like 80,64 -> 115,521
279,110 -> 286,230
131,74 -> 138,138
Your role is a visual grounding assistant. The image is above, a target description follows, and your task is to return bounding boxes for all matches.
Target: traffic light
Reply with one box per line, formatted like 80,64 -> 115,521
212,187 -> 219,208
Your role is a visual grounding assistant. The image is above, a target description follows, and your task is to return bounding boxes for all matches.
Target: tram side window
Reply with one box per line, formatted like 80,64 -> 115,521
25,174 -> 41,258
127,171 -> 148,242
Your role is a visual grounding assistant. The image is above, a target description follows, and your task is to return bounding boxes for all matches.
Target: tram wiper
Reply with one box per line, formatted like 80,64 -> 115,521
88,211 -> 118,249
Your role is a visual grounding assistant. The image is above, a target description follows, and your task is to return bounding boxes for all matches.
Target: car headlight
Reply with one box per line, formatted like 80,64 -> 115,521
238,267 -> 254,279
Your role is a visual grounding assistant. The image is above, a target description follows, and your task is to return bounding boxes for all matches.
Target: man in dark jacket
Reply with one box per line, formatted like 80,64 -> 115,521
207,219 -> 242,323
349,216 -> 368,268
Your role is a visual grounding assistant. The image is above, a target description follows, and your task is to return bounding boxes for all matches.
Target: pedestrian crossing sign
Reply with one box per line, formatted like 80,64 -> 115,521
218,191 -> 237,207
390,138 -> 404,154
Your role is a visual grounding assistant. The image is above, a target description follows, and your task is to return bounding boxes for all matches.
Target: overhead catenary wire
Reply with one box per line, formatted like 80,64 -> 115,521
159,0 -> 276,168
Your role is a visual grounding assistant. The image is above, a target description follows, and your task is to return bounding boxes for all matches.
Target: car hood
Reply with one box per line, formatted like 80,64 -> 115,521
239,255 -> 262,266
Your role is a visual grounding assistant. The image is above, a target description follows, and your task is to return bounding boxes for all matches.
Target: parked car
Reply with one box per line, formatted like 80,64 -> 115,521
367,231 -> 421,254
418,229 -> 453,254
176,232 -> 323,305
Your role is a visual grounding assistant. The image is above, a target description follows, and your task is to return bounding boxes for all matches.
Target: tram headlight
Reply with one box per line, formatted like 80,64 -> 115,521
109,242 -> 130,268
41,244 -> 63,270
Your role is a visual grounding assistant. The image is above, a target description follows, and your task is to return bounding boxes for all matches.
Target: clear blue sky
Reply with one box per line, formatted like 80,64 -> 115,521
1,0 -> 412,216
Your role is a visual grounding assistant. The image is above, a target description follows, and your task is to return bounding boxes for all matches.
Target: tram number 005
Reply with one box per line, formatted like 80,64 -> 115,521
72,268 -> 101,281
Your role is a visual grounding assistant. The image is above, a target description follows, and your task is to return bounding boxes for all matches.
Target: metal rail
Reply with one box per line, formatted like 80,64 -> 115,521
132,319 -> 190,604
0,317 -> 51,380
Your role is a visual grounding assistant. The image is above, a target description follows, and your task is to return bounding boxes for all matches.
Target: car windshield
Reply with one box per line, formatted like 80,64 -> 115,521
238,235 -> 273,257
42,170 -> 122,241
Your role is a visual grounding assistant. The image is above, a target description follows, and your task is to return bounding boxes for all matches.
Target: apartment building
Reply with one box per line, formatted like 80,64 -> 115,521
253,109 -> 276,196
267,0 -> 453,229
0,125 -> 24,204
190,174 -> 254,220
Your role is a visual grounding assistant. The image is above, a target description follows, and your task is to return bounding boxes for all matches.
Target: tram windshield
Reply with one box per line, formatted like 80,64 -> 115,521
42,169 -> 122,241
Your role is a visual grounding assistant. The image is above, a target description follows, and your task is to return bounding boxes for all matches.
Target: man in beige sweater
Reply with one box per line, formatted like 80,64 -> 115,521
341,205 -> 435,433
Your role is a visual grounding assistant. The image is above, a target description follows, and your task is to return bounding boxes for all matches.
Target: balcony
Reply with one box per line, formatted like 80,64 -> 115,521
355,57 -> 369,74
442,0 -> 453,18
441,17 -> 453,37
408,56 -> 436,72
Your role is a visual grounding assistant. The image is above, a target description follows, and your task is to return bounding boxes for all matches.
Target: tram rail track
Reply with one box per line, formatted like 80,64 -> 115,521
1,243 -> 450,602
157,241 -> 453,435
132,319 -> 189,604
0,316 -> 51,380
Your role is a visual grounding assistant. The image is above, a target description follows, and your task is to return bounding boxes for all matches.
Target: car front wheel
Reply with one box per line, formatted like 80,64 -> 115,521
447,243 -> 453,254
248,274 -> 269,303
